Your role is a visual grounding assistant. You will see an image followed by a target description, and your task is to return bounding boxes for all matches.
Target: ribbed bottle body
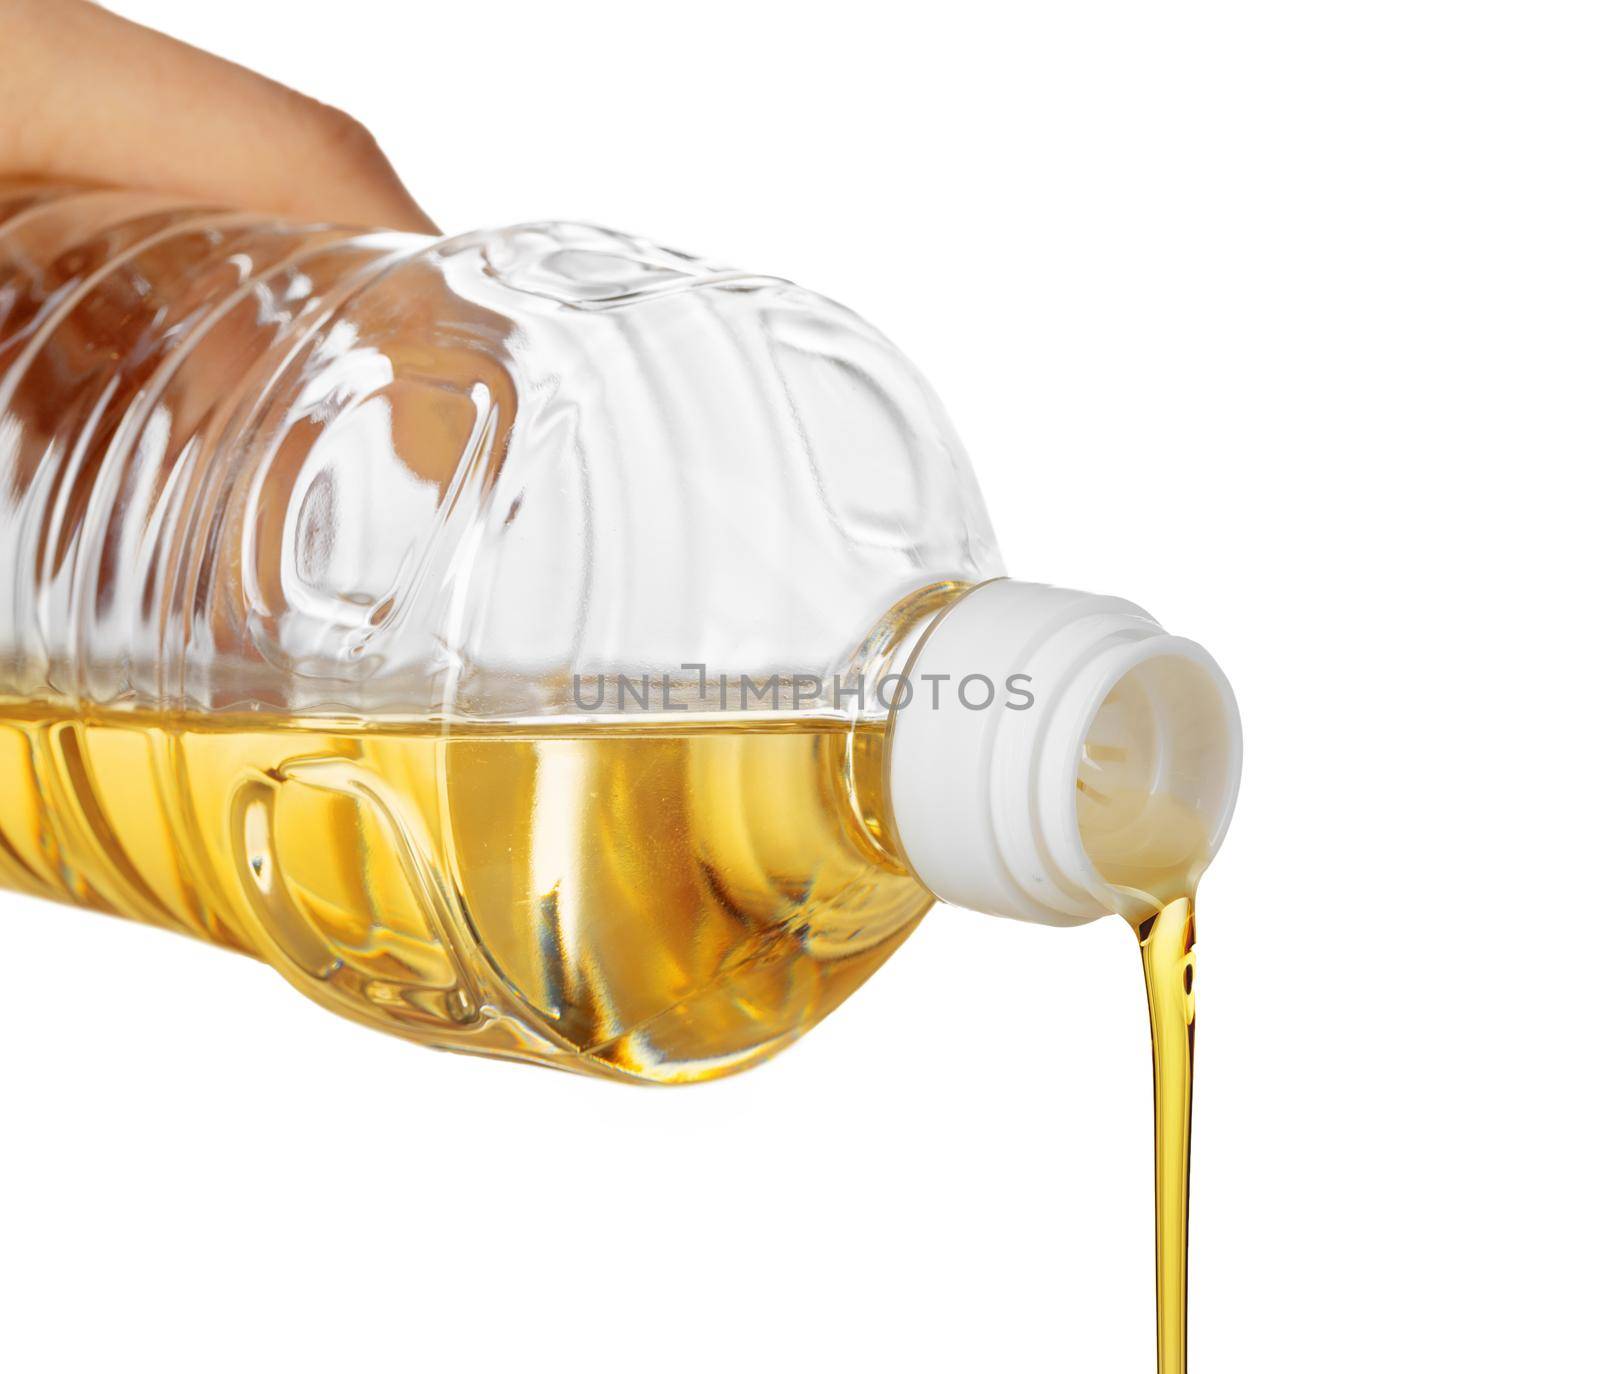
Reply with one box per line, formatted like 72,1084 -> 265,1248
0,185 -> 1002,1078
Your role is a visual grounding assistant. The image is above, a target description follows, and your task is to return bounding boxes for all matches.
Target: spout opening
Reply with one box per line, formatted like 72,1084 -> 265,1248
884,579 -> 1240,927
1068,643 -> 1241,913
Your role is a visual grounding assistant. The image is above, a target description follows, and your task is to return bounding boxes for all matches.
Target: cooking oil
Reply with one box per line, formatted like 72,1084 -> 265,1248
1077,709 -> 1208,1374
0,704 -> 931,1082
0,700 -> 1209,1369
1138,894 -> 1196,1374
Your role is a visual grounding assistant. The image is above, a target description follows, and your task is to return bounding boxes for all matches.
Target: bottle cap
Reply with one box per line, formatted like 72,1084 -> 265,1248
886,580 -> 1242,923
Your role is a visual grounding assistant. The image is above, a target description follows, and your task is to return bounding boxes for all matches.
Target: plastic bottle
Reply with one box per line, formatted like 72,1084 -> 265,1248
0,184 -> 1241,1083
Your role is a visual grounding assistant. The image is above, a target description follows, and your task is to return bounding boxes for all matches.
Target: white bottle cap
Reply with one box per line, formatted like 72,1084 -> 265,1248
886,580 -> 1242,924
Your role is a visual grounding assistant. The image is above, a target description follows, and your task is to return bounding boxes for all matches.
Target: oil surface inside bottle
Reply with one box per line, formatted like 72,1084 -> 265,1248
0,705 -> 930,1082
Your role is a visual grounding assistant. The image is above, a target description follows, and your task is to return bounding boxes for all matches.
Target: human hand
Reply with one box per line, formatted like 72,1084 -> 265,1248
0,0 -> 433,230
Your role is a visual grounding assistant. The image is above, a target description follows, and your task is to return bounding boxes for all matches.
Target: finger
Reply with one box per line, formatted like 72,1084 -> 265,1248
0,0 -> 437,233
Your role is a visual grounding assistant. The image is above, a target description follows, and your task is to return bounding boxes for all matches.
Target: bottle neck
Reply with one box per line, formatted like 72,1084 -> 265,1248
880,580 -> 1242,924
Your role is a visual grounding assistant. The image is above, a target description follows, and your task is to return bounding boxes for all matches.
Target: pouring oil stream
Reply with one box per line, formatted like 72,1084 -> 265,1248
1137,894 -> 1197,1374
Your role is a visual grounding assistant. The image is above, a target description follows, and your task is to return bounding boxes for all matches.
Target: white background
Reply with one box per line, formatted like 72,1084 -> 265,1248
4,3 -> 1596,1370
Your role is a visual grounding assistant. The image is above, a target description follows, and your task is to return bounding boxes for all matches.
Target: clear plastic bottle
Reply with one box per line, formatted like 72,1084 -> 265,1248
0,184 -> 1241,1082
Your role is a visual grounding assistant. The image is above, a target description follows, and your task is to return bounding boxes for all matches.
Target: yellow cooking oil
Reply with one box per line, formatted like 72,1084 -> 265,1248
1137,894 -> 1196,1374
1078,731 -> 1209,1374
2,695 -> 1207,1371
0,703 -> 931,1082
